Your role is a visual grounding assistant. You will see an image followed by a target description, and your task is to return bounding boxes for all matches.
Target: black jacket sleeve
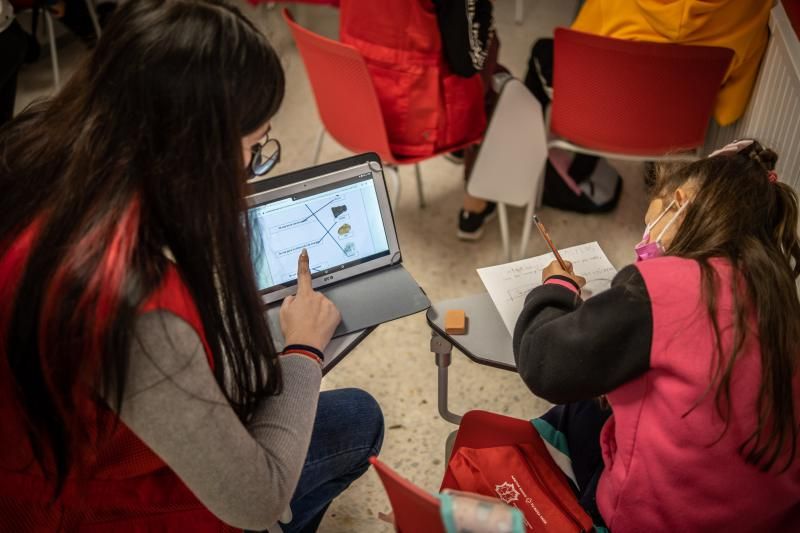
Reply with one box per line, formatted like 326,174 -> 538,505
432,0 -> 494,77
512,265 -> 653,404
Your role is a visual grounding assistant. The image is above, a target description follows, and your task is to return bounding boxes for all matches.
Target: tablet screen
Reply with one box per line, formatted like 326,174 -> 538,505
248,172 -> 391,292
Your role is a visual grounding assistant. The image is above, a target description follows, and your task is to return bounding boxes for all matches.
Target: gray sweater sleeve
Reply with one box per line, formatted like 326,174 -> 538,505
108,311 -> 321,531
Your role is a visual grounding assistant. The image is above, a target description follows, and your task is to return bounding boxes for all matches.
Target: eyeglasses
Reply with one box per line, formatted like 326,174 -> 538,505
249,137 -> 281,178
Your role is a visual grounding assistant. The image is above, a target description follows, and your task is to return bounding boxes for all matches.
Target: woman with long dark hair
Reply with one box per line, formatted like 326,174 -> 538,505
513,140 -> 800,531
0,1 -> 383,531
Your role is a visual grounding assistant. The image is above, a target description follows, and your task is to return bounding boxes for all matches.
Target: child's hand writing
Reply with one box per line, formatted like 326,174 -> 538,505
542,260 -> 587,288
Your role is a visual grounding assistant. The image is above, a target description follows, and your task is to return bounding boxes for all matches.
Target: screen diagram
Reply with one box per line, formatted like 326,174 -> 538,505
250,177 -> 390,290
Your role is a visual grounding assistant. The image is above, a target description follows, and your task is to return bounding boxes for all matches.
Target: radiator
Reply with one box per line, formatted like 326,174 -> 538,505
704,2 -> 800,190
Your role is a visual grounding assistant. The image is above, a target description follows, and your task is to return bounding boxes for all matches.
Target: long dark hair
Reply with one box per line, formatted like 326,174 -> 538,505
655,141 -> 800,472
0,0 -> 285,493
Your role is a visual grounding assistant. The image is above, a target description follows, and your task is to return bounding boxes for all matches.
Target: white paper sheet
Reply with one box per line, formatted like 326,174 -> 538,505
477,242 -> 617,336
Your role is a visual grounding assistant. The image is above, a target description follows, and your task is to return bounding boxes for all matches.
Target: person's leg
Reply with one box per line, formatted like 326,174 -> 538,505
458,140 -> 497,240
281,388 -> 384,533
523,38 -> 554,112
459,37 -> 504,239
537,399 -> 611,526
0,21 -> 29,126
462,142 -> 486,213
462,35 -> 502,213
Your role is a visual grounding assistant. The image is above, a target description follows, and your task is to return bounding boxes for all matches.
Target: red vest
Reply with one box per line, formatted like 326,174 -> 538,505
0,226 -> 237,532
339,0 -> 486,157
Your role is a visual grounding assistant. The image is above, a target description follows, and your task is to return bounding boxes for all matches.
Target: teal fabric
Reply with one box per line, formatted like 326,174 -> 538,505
531,418 -> 571,456
437,493 -> 525,533
438,493 -> 458,533
533,418 -> 610,532
510,508 -> 526,532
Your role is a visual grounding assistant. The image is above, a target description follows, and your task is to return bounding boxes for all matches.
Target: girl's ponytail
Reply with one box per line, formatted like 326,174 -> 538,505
747,143 -> 800,278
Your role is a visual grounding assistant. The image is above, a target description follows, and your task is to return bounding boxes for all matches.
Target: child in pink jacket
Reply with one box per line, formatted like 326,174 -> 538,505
515,140 -> 800,531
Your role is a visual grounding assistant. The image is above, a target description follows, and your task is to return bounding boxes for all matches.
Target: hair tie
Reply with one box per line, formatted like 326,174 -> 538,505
768,170 -> 778,184
708,139 -> 755,158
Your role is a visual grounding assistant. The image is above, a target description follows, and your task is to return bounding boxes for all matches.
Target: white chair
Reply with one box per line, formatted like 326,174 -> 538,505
467,77 -> 548,261
38,0 -> 103,90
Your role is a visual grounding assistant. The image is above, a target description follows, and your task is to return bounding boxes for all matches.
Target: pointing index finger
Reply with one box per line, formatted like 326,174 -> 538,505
296,248 -> 312,295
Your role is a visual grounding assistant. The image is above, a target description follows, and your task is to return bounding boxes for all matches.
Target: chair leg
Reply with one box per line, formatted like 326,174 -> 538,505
385,165 -> 401,209
519,198 -> 535,259
445,429 -> 458,464
498,202 -> 511,262
83,0 -> 102,38
414,163 -> 426,209
515,0 -> 524,24
312,128 -> 324,165
44,11 -> 60,91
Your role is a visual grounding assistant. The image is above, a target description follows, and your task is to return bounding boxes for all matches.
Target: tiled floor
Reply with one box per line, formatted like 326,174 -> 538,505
15,2 -> 647,531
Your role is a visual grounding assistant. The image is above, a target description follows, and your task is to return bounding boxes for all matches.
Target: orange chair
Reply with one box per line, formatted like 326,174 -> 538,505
282,8 -> 481,208
371,410 -> 536,532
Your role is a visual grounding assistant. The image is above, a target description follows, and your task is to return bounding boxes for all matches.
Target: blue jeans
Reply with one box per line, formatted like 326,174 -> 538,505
281,388 -> 384,533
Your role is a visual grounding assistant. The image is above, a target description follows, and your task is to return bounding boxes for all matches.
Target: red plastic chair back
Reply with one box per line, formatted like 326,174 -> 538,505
440,410 -> 538,490
551,27 -> 734,156
369,457 -> 445,533
282,9 -> 396,163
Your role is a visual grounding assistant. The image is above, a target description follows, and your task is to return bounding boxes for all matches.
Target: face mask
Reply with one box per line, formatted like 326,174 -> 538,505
634,200 -> 688,262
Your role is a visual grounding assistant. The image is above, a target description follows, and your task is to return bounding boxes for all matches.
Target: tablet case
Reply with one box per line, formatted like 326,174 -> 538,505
251,153 -> 431,348
266,264 -> 430,349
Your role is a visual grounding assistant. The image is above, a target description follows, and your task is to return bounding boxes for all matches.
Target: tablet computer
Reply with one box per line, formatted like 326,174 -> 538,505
246,154 -> 400,305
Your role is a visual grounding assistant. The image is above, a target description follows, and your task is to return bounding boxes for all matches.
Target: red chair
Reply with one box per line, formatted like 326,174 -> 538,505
371,410 -> 535,532
369,457 -> 446,533
549,27 -> 734,160
468,28 -> 734,259
282,8 -> 481,208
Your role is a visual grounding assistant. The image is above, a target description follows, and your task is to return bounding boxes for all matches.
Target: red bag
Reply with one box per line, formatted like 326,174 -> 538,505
444,440 -> 594,532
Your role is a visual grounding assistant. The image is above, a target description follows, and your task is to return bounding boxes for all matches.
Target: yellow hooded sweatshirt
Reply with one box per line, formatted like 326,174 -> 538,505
572,0 -> 772,126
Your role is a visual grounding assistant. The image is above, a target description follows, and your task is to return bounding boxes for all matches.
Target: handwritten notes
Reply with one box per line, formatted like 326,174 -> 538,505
477,242 -> 617,336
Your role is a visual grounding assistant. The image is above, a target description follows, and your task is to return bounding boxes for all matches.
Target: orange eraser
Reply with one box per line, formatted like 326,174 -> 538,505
444,309 -> 467,335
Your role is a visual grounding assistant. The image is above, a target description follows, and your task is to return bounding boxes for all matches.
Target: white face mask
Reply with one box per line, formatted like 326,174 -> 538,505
634,200 -> 688,262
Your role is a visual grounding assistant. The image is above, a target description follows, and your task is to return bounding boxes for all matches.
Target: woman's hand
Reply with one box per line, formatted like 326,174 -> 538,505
279,249 -> 341,352
542,260 -> 587,288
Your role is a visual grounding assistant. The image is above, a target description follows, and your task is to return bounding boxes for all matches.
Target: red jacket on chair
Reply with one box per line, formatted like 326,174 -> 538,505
338,0 -> 486,158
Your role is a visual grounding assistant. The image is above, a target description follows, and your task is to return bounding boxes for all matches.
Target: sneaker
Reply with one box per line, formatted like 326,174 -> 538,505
457,202 -> 497,241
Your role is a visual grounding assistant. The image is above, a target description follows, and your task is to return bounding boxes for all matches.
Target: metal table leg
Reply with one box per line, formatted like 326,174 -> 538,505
445,430 -> 458,464
431,331 -> 462,425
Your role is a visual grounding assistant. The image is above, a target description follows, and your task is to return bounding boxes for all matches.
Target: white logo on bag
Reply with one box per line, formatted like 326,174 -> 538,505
495,481 -> 520,504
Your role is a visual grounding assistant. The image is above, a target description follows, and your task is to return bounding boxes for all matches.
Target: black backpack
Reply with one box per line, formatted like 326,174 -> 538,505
542,150 -> 623,214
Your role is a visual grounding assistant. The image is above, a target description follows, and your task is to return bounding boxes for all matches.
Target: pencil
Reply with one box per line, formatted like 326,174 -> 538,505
532,214 -> 569,271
